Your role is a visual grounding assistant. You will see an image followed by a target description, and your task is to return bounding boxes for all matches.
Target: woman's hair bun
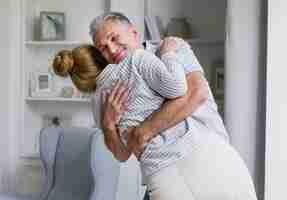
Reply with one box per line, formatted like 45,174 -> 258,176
53,50 -> 74,77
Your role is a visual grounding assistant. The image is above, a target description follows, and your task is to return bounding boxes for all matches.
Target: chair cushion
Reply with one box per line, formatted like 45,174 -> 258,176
47,127 -> 95,200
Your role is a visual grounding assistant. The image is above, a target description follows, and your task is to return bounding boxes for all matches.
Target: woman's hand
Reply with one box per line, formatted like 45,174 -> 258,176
101,80 -> 129,131
126,126 -> 151,159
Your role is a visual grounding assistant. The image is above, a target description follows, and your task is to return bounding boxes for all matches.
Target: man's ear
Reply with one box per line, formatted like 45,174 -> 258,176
127,25 -> 141,47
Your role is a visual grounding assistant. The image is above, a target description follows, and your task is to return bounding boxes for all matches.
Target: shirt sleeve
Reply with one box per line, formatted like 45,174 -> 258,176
133,50 -> 187,99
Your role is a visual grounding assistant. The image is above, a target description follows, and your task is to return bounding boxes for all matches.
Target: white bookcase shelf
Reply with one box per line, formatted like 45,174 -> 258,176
21,1 -> 96,159
25,97 -> 91,103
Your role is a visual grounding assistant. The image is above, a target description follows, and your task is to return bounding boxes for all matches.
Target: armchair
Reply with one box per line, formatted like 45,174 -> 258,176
0,127 -> 144,200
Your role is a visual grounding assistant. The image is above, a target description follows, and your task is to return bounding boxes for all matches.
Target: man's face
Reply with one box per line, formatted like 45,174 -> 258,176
94,20 -> 140,64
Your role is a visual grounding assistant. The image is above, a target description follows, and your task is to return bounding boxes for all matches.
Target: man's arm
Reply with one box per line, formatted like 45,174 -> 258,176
140,71 -> 208,135
127,71 -> 209,157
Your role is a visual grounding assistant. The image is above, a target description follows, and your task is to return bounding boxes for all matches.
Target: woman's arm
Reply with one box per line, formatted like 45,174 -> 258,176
101,85 -> 132,162
102,126 -> 132,162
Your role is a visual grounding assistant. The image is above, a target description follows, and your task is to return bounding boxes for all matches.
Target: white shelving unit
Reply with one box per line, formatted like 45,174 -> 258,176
25,96 -> 90,103
21,0 -> 95,159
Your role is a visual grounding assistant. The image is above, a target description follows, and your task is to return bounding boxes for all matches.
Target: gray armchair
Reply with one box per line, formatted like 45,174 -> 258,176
41,127 -> 95,200
0,126 -> 144,200
41,127 -> 144,200
0,127 -> 94,200
38,126 -> 61,200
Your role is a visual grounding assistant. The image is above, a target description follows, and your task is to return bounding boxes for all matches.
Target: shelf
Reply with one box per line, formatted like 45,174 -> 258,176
20,152 -> 40,160
25,97 -> 90,103
20,154 -> 43,168
25,40 -> 92,46
186,38 -> 224,45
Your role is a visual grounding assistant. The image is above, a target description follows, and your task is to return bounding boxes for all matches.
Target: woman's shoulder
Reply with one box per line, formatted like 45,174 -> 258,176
133,49 -> 154,57
132,49 -> 158,65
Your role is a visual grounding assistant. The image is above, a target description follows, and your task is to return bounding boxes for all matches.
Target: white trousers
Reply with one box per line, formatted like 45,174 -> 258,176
146,130 -> 257,200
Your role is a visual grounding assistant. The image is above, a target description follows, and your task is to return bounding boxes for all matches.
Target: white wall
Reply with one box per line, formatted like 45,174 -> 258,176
0,0 -> 11,150
265,0 -> 287,199
0,0 -> 13,192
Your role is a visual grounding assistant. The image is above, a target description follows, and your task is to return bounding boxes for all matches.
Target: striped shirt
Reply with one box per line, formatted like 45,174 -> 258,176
91,49 -> 195,178
92,40 -> 229,180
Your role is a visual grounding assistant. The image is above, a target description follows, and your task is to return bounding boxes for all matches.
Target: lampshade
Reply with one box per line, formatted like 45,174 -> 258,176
166,17 -> 193,39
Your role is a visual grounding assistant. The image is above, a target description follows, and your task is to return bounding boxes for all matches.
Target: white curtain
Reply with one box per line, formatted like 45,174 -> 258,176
224,0 -> 267,199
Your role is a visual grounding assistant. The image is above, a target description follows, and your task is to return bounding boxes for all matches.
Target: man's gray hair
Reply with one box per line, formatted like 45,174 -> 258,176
89,12 -> 132,43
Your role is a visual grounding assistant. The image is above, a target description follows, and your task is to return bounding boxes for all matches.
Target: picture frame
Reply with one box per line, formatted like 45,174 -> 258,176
214,67 -> 224,96
30,71 -> 54,97
39,11 -> 65,41
212,59 -> 225,98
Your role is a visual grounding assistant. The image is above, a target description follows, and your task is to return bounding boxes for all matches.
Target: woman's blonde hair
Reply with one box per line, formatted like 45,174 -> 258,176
53,44 -> 108,92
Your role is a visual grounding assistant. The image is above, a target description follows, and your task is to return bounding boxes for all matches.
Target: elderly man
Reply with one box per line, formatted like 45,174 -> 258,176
89,12 -> 257,200
89,12 -> 229,154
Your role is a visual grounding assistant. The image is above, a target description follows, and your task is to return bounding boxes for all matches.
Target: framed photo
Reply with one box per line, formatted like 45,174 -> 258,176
212,59 -> 225,98
214,67 -> 224,96
40,11 -> 65,41
30,72 -> 54,97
